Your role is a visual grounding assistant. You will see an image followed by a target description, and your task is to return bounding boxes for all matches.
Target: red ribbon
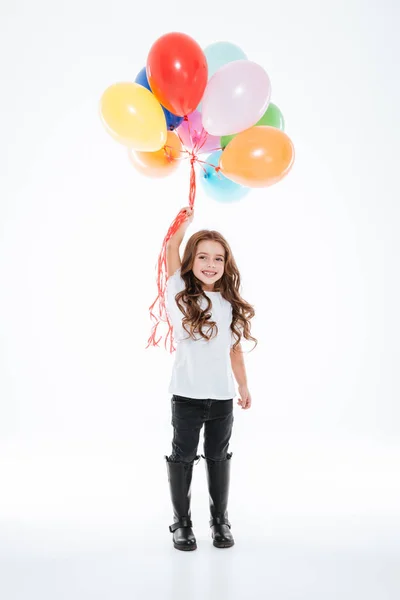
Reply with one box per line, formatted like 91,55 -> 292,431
146,117 -> 220,353
146,159 -> 196,353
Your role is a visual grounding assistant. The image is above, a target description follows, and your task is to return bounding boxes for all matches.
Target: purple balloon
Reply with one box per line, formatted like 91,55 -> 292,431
202,60 -> 271,136
177,110 -> 221,154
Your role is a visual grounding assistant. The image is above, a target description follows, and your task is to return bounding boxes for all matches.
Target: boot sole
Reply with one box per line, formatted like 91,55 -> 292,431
213,540 -> 235,548
173,542 -> 197,551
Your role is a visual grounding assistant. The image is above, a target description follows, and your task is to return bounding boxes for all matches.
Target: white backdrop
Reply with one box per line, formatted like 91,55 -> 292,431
1,1 -> 399,598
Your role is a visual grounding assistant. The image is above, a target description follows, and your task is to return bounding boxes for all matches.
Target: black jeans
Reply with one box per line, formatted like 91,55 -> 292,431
169,395 -> 234,463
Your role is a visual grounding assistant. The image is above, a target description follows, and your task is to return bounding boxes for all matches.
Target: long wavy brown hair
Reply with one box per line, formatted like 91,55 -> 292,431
175,230 -> 257,352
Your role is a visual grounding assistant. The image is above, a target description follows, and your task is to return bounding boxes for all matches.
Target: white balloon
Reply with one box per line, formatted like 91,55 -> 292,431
202,60 -> 271,137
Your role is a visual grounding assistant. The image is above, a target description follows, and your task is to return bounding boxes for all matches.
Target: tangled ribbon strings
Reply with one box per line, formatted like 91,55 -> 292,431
145,116 -> 222,353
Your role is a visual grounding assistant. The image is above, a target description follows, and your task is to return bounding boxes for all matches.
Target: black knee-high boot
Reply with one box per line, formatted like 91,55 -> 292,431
165,455 -> 200,551
202,452 -> 235,548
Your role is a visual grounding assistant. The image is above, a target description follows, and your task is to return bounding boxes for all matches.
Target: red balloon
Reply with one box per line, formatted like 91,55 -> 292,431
147,32 -> 208,117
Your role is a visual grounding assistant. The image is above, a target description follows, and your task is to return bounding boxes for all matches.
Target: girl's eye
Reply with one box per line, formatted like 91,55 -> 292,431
199,256 -> 223,261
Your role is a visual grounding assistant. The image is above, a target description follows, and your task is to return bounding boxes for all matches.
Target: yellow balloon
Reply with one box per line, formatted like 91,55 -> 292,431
100,82 -> 167,151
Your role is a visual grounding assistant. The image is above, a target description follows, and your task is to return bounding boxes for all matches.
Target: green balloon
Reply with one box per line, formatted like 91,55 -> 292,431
221,132 -> 236,150
221,102 -> 285,149
257,102 -> 285,130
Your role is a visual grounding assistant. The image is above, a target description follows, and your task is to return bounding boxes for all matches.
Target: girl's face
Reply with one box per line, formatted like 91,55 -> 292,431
192,240 -> 226,291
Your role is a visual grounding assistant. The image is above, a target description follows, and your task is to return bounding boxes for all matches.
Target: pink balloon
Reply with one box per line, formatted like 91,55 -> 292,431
202,60 -> 271,136
176,110 -> 221,154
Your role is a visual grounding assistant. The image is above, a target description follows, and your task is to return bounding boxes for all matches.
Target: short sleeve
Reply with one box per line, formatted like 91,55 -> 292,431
166,267 -> 185,294
165,268 -> 186,336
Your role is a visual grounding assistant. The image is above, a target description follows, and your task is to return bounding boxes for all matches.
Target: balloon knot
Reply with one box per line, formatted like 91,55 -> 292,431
215,166 -> 221,172
184,115 -> 189,122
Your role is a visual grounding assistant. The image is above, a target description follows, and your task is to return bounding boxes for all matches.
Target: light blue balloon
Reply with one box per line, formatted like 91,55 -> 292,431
204,41 -> 248,80
200,150 -> 250,203
198,41 -> 248,112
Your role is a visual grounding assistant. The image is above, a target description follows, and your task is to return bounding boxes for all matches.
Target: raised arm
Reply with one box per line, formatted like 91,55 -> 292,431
166,206 -> 194,278
166,241 -> 182,278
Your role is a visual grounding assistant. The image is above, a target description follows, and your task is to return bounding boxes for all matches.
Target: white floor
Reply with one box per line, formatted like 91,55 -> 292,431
1,437 -> 399,600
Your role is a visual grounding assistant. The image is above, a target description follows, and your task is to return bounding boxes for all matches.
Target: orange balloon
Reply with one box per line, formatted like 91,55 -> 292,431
128,131 -> 182,178
219,126 -> 295,188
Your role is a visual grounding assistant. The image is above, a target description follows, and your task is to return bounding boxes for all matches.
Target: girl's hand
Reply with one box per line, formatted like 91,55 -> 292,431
169,207 -> 194,246
237,384 -> 252,410
179,206 -> 194,233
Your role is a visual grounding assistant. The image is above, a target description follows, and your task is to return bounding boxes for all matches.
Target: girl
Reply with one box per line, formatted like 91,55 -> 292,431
164,206 -> 257,551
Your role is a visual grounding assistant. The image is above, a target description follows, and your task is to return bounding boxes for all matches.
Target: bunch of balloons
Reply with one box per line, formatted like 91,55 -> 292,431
100,32 -> 295,351
100,32 -> 295,204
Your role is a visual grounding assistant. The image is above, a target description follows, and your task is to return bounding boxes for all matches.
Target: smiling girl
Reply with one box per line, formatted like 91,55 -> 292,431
164,206 -> 257,552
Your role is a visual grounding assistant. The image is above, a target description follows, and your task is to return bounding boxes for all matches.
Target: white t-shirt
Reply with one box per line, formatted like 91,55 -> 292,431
165,267 -> 236,400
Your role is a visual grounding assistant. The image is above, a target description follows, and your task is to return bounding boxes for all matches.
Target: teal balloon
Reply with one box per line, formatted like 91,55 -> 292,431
198,41 -> 247,112
200,150 -> 250,203
204,41 -> 247,79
